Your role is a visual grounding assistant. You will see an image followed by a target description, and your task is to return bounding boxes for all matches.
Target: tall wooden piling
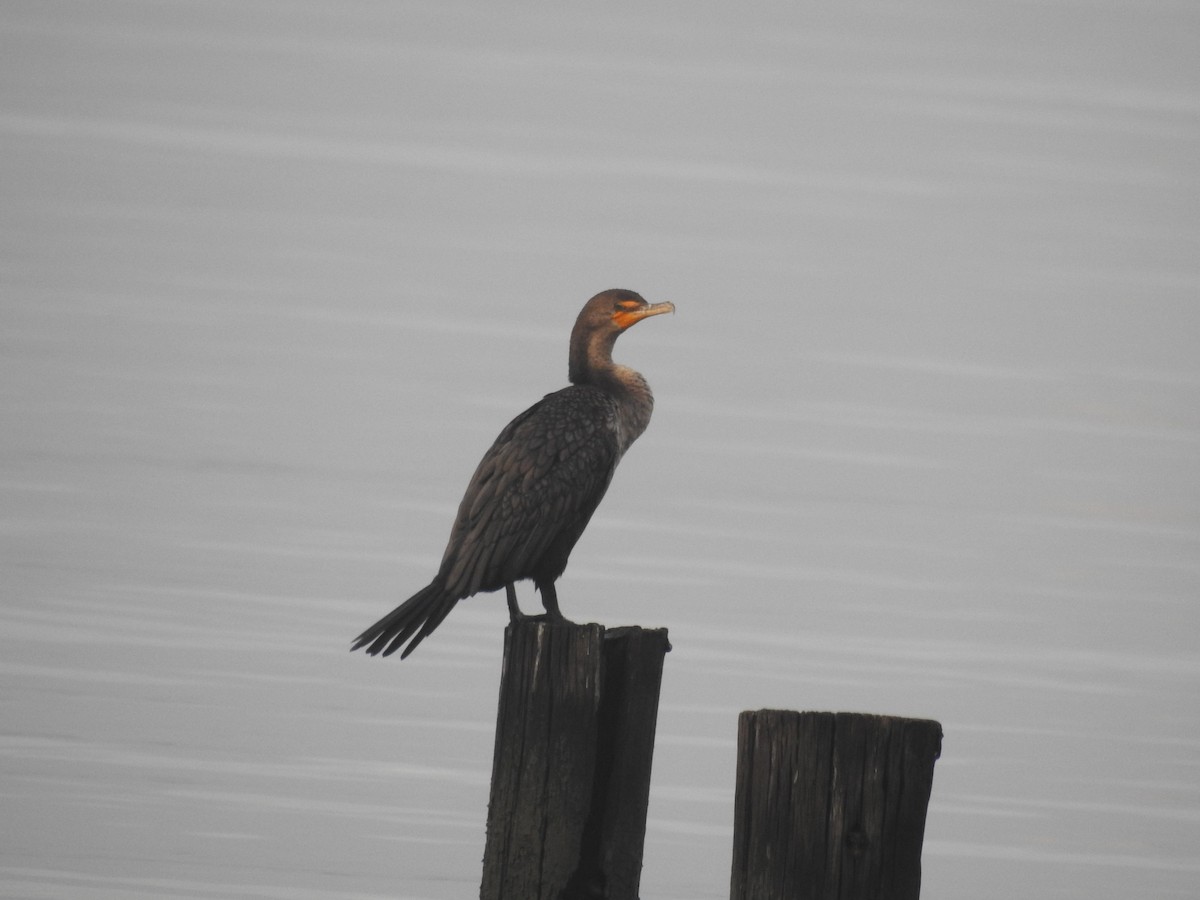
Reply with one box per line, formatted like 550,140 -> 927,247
729,710 -> 942,900
480,620 -> 670,900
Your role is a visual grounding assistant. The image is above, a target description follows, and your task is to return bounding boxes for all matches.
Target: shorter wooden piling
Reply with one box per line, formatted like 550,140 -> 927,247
480,620 -> 670,900
729,710 -> 942,900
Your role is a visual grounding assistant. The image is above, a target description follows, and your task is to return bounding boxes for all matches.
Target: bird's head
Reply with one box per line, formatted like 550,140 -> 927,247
569,289 -> 674,384
579,289 -> 675,334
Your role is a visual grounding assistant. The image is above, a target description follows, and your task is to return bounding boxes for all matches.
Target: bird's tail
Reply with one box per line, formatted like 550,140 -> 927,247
351,581 -> 459,659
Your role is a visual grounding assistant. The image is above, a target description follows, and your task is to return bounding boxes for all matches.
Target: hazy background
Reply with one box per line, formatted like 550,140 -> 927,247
3,2 -> 1198,898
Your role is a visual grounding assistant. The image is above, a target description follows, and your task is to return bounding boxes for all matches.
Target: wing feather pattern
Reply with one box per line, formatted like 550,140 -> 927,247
439,385 -> 621,598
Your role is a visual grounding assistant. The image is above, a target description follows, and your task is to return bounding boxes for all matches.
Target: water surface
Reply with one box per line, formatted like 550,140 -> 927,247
3,2 -> 1199,898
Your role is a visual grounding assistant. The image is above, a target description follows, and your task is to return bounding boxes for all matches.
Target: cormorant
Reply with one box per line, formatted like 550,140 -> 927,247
352,288 -> 674,658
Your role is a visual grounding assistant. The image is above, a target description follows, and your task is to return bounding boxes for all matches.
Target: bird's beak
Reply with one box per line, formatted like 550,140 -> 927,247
614,301 -> 675,330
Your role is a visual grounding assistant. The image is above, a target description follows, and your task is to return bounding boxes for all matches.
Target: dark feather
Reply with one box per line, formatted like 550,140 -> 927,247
352,289 -> 671,659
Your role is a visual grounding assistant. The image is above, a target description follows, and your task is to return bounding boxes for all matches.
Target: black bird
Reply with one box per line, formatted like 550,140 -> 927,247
352,289 -> 674,658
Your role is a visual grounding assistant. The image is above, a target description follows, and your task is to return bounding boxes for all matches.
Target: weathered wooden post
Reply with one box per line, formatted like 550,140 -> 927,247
729,710 -> 942,900
480,620 -> 670,900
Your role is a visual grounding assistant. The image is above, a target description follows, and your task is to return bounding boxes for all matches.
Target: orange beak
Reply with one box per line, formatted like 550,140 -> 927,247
613,301 -> 675,331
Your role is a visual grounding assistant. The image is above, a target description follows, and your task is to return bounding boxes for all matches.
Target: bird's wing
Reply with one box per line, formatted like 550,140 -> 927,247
438,387 -> 621,598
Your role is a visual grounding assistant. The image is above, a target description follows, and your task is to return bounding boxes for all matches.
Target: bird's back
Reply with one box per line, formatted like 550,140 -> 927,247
436,384 -> 623,599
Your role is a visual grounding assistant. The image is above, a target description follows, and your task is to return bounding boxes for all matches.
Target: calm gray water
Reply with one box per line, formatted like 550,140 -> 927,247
3,2 -> 1198,898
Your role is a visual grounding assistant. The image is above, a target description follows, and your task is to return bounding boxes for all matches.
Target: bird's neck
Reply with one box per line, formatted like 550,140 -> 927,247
568,328 -> 617,385
569,336 -> 655,453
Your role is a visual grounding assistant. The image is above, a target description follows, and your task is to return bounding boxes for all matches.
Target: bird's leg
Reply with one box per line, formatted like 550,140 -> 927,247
505,583 -> 523,622
539,582 -> 566,622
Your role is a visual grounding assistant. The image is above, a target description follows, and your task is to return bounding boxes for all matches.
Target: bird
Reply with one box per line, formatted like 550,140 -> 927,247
352,288 -> 674,659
